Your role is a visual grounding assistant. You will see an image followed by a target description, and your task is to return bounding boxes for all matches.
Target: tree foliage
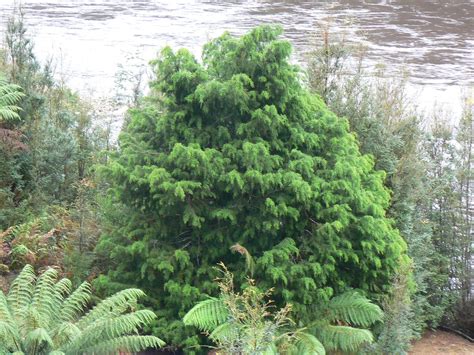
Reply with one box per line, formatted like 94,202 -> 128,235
0,12 -> 102,229
307,24 -> 473,346
0,264 -> 164,354
96,25 -> 406,347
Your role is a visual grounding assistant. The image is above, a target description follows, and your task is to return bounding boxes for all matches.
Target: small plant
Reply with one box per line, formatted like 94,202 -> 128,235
183,263 -> 382,354
0,264 -> 164,354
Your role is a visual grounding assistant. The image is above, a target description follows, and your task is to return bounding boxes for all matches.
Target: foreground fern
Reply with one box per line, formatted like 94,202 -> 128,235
184,264 -> 382,354
0,75 -> 24,121
310,291 -> 383,353
183,264 -> 326,354
0,265 -> 164,354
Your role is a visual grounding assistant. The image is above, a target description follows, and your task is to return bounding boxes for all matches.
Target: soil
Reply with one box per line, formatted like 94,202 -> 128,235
409,330 -> 474,355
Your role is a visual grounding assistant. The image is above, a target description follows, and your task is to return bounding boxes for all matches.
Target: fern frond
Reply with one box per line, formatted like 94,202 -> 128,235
50,322 -> 82,347
7,264 -> 35,317
326,291 -> 383,327
32,268 -> 59,324
60,282 -> 91,323
0,292 -> 14,325
74,310 -> 157,347
50,279 -> 72,324
209,322 -> 237,342
183,297 -> 229,332
0,76 -> 24,121
318,325 -> 373,353
24,327 -> 54,354
0,91 -> 24,105
54,279 -> 72,296
292,332 -> 326,355
77,288 -> 145,328
76,335 -> 164,355
0,320 -> 21,352
0,107 -> 22,120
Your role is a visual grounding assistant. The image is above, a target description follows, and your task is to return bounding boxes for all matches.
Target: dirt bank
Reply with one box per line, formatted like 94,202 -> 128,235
409,330 -> 474,354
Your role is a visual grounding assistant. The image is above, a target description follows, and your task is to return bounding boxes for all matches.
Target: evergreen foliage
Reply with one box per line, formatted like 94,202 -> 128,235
369,263 -> 414,354
0,264 -> 164,354
96,25 -> 406,347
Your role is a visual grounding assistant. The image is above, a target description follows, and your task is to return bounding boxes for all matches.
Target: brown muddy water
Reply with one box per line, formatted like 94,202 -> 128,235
0,0 -> 473,115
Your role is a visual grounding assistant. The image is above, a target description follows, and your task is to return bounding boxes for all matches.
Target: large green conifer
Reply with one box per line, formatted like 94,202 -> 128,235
96,25 -> 406,348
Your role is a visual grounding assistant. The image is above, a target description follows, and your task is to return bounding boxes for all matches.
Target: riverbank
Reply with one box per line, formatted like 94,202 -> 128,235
410,330 -> 474,355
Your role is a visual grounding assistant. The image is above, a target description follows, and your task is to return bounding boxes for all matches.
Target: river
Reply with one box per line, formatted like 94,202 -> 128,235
0,0 -> 473,115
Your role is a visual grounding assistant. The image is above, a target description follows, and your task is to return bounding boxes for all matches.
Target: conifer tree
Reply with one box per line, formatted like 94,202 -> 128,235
96,25 -> 406,348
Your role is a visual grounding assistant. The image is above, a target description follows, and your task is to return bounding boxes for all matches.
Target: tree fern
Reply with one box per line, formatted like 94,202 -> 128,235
184,264 -> 382,354
317,325 -> 374,353
310,290 -> 383,353
183,265 -> 324,354
0,75 -> 24,121
0,264 -> 165,354
325,291 -> 383,328
291,332 -> 326,355
183,297 -> 229,332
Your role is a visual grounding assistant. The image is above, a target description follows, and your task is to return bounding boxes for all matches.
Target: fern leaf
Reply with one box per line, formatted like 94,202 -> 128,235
7,264 -> 35,318
293,332 -> 326,355
25,327 -> 54,354
74,310 -> 157,348
60,282 -> 91,323
183,297 -> 229,332
326,291 -> 383,327
3,266 -> 164,353
0,76 -> 24,122
209,322 -> 237,342
77,288 -> 145,328
77,335 -> 164,355
32,268 -> 59,324
319,325 -> 373,353
50,279 -> 72,324
50,322 -> 82,347
0,320 -> 21,352
0,292 -> 14,326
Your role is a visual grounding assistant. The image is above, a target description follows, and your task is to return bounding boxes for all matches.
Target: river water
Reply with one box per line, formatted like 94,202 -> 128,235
0,0 -> 473,115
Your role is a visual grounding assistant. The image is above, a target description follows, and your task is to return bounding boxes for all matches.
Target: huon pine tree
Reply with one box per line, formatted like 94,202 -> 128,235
95,25 -> 406,348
